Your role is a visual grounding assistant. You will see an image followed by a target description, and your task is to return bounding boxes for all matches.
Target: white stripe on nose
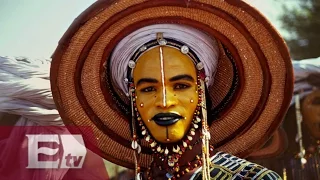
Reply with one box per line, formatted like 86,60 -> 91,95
159,46 -> 166,107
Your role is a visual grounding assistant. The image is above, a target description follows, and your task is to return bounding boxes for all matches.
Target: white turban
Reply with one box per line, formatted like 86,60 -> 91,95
110,24 -> 219,95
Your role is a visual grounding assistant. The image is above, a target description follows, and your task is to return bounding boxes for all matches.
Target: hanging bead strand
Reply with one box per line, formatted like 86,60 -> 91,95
198,68 -> 211,180
129,83 -> 142,180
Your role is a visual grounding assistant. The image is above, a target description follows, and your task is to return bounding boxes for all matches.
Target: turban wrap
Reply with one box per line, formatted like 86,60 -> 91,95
110,24 -> 220,95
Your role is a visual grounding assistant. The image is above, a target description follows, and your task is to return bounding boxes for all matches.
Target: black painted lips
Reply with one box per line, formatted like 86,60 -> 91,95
152,113 -> 183,126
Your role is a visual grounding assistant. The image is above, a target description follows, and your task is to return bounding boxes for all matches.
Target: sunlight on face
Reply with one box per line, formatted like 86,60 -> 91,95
133,46 -> 198,143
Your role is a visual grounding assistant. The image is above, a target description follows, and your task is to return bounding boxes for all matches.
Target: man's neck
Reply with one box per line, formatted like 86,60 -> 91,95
147,131 -> 204,180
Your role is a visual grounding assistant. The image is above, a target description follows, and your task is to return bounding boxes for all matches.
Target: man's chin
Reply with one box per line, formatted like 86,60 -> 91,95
148,121 -> 189,143
167,127 -> 186,143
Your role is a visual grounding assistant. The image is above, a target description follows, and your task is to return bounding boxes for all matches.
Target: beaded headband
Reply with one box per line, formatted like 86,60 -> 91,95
126,33 -> 206,83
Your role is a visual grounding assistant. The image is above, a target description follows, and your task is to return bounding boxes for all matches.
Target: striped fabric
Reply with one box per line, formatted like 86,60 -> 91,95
192,152 -> 282,180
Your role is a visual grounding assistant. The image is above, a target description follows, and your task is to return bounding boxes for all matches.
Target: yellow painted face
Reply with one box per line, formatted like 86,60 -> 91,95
133,46 -> 199,143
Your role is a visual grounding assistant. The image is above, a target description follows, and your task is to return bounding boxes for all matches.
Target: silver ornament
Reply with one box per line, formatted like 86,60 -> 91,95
128,60 -> 136,69
139,45 -> 147,52
180,45 -> 189,54
196,62 -> 204,70
158,38 -> 167,45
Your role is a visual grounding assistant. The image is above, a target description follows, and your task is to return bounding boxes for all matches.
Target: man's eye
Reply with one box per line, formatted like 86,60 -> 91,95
174,84 -> 190,90
141,87 -> 156,92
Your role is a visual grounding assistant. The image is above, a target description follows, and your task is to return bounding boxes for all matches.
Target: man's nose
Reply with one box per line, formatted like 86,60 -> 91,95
155,88 -> 177,109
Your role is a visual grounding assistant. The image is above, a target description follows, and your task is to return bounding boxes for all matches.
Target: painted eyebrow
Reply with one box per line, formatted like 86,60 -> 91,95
169,74 -> 195,82
136,78 -> 158,87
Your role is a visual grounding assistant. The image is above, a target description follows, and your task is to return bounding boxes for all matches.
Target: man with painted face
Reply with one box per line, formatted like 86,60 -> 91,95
113,25 -> 284,179
50,1 -> 294,180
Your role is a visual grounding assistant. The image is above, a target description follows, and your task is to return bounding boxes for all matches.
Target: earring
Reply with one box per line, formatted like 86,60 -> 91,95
190,99 -> 194,103
140,103 -> 144,107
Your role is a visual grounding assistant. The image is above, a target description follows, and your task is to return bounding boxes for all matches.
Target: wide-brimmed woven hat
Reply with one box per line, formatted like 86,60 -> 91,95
248,128 -> 288,159
50,0 -> 294,169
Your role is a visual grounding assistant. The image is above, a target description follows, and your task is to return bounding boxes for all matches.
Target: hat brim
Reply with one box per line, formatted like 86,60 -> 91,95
51,0 -> 293,169
248,128 -> 288,159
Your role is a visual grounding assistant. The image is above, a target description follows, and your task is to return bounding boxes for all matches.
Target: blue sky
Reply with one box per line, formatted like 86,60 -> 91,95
0,0 -> 297,59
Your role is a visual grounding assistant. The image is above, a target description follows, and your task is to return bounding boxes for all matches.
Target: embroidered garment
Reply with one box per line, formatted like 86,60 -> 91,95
192,152 -> 282,180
